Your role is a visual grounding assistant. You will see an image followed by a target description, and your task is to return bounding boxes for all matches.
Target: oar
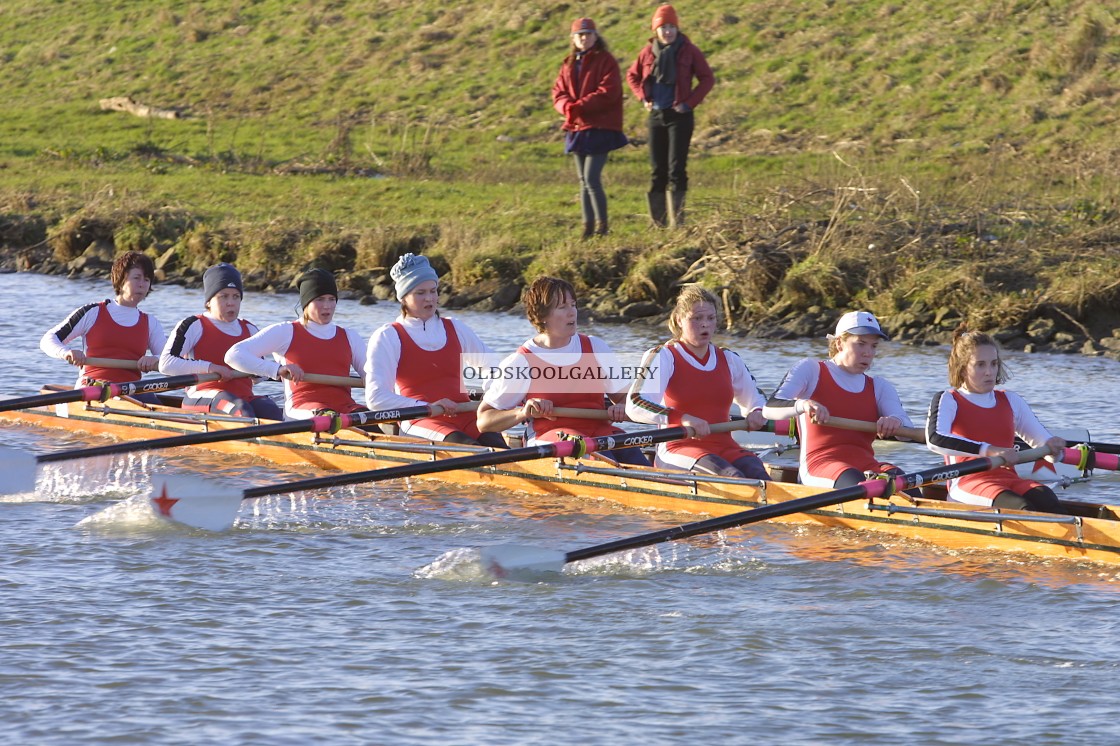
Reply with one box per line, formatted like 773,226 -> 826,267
477,445 -> 1063,576
0,372 -> 222,415
0,402 -> 480,496
548,407 -> 795,437
1063,439 -> 1120,456
822,416 -> 926,442
85,357 -> 362,388
149,420 -> 751,531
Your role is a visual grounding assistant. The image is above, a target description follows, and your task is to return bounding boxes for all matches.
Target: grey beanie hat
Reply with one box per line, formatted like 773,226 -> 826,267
390,253 -> 439,300
203,263 -> 243,304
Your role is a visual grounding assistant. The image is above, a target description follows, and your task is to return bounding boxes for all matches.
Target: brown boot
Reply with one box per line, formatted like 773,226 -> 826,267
595,219 -> 609,236
647,191 -> 668,228
581,221 -> 595,240
668,190 -> 687,228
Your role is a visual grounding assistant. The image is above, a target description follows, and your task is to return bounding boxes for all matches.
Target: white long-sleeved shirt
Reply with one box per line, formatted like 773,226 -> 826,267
482,334 -> 629,441
762,358 -> 914,426
625,343 -> 765,426
364,315 -> 492,411
40,299 -> 166,385
159,313 -> 261,398
926,387 -> 1052,459
225,320 -> 366,419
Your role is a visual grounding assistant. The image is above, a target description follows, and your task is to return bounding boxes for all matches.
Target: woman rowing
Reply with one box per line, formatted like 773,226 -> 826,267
926,329 -> 1067,514
158,263 -> 283,421
365,254 -> 504,448
225,268 -> 366,420
626,285 -> 769,479
763,311 -> 917,489
477,276 -> 649,465
40,250 -> 166,403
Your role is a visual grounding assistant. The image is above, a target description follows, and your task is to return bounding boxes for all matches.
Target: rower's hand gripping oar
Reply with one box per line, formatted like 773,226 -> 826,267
148,420 -> 751,531
476,445 -> 1070,576
0,402 -> 479,496
84,357 -> 365,388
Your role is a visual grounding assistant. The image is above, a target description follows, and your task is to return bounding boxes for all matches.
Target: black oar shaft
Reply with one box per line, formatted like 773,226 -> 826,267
1065,440 -> 1120,456
0,374 -> 212,413
562,449 -> 1038,565
34,404 -> 439,464
242,443 -> 560,499
240,424 -> 702,501
37,418 -> 315,463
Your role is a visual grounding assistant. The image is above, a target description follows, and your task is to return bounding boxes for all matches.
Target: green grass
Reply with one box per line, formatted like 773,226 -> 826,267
1,0 -> 1120,339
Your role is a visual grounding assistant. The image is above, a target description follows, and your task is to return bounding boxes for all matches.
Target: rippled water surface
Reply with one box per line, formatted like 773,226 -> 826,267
3,273 -> 1120,744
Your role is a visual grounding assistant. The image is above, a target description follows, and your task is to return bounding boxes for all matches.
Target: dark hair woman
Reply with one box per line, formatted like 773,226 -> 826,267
40,251 -> 166,401
552,17 -> 628,239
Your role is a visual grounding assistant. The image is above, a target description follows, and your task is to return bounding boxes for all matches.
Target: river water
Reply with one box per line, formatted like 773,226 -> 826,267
3,272 -> 1120,744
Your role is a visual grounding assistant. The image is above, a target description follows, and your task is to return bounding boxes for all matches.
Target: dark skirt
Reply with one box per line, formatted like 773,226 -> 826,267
564,128 -> 629,156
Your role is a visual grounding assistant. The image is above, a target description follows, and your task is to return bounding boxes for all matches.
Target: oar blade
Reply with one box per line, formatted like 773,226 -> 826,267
0,445 -> 38,495
478,544 -> 567,578
149,475 -> 243,531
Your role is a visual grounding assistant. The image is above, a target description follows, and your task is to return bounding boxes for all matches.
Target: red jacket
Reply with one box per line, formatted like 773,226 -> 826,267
552,47 -> 624,132
626,34 -> 714,111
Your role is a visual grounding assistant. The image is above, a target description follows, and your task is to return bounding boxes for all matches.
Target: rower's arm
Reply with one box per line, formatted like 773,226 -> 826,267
477,401 -> 528,434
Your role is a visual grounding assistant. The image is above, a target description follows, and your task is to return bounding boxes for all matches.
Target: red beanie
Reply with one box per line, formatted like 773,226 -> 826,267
571,17 -> 596,34
651,4 -> 679,30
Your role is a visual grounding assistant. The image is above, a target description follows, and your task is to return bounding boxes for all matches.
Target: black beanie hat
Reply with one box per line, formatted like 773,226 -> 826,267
202,263 -> 243,304
297,268 -> 338,310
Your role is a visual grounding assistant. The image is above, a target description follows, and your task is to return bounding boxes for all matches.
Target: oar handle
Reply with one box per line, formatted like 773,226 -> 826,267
84,357 -> 142,369
300,373 -> 364,388
87,358 -> 363,387
86,357 -> 255,379
546,410 -> 769,436
824,416 -> 926,443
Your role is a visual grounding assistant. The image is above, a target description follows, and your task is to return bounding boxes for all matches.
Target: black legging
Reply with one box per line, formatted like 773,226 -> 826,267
993,486 -> 1068,515
443,430 -> 509,449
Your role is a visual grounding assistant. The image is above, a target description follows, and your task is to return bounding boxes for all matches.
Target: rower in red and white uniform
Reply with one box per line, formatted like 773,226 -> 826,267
225,268 -> 366,420
40,251 -> 166,403
926,329 -> 1067,513
763,310 -> 916,488
626,285 -> 769,479
365,253 -> 505,447
477,276 -> 649,465
158,263 -> 283,420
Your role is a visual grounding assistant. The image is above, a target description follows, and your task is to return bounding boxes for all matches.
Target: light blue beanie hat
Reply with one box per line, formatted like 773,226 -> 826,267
390,253 -> 439,300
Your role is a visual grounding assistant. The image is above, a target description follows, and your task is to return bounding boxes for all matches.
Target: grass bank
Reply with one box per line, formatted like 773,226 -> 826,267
1,1 -> 1120,354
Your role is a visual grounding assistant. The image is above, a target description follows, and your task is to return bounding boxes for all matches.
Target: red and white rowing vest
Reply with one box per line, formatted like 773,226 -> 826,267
946,389 -> 1041,502
801,361 -> 881,481
661,343 -> 750,462
522,334 -> 615,441
192,316 -> 254,401
82,301 -> 150,383
286,321 -> 360,413
393,318 -> 478,437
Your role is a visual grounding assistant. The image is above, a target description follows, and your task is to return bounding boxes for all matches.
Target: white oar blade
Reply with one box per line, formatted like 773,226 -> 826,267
150,475 -> 243,531
0,446 -> 38,495
478,544 -> 567,578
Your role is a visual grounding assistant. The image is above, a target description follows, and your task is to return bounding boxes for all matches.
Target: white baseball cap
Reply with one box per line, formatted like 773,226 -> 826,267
829,310 -> 888,339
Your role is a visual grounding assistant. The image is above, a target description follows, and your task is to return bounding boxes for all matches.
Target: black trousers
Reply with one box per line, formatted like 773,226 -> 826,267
647,108 -> 695,193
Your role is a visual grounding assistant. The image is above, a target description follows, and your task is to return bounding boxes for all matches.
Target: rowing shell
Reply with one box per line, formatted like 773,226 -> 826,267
3,387 -> 1120,565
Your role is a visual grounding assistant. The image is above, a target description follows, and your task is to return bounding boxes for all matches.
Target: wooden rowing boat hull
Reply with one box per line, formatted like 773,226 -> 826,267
5,392 -> 1120,566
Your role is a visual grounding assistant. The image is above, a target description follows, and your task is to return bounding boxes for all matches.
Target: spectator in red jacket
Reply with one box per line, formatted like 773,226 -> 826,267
626,5 -> 714,228
552,17 -> 628,239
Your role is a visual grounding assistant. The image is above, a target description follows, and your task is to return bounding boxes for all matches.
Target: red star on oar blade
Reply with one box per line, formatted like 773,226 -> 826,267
151,484 -> 180,517
1030,458 -> 1057,475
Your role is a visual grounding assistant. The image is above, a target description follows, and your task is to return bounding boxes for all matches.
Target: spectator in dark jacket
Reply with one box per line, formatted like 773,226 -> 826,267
626,4 -> 714,228
552,17 -> 628,239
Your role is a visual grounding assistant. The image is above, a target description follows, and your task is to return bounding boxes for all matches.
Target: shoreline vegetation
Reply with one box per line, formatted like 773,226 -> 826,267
1,1 -> 1119,359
